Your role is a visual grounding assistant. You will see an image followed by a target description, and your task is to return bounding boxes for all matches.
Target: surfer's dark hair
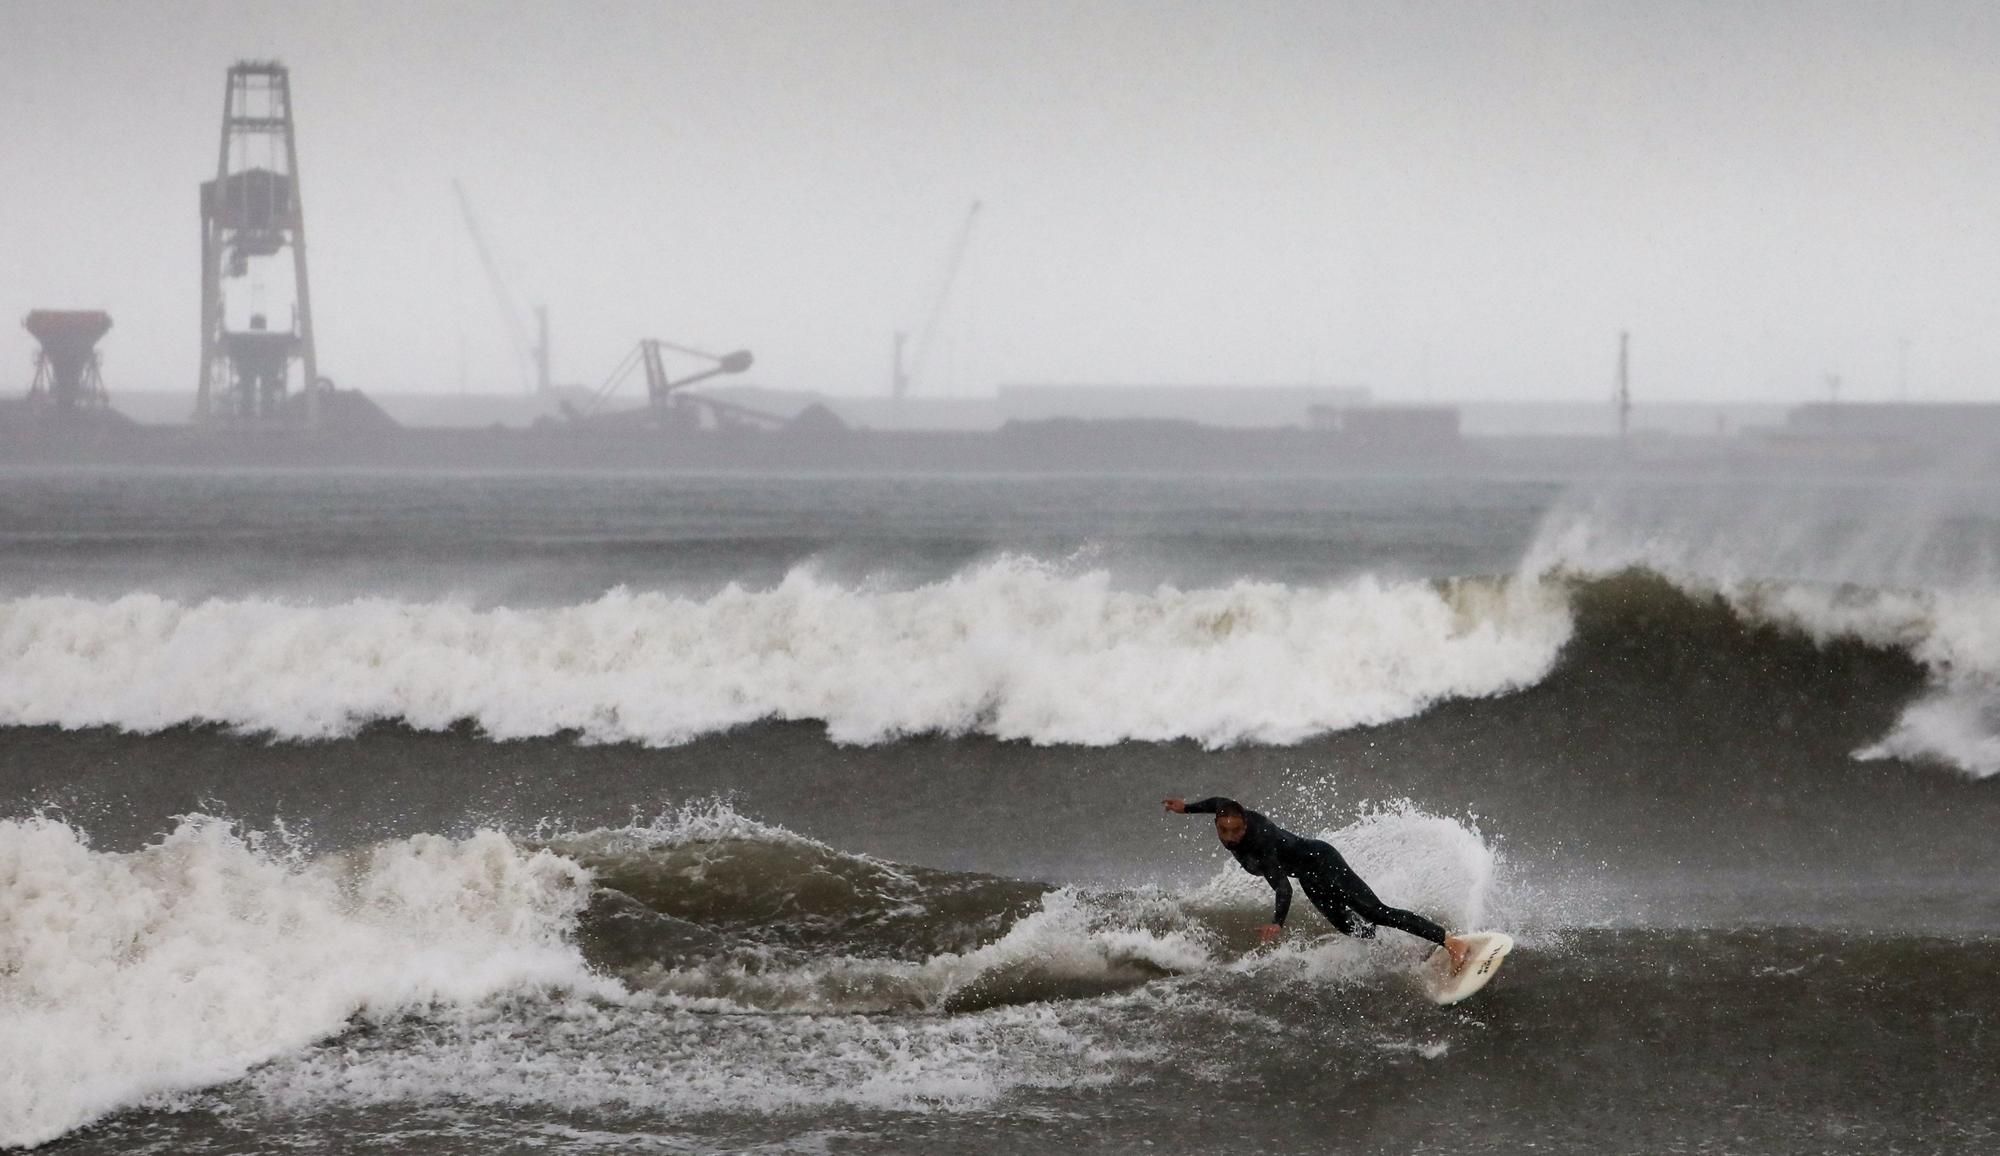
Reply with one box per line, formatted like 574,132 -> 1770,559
1213,800 -> 1245,820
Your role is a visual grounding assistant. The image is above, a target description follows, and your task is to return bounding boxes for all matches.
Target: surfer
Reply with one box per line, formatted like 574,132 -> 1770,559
1165,796 -> 1471,973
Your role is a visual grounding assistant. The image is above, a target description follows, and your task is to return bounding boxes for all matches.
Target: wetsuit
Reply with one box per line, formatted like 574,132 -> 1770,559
1181,797 -> 1447,946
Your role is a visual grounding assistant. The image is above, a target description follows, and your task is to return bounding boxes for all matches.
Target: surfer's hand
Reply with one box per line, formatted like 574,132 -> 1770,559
1162,797 -> 1186,813
1257,923 -> 1283,943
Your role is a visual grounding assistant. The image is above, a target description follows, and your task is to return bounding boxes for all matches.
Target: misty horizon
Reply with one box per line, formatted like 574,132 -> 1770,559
7,1 -> 2000,407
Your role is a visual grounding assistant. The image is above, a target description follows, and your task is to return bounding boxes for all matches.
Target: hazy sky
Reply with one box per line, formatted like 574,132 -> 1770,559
5,0 -> 1999,403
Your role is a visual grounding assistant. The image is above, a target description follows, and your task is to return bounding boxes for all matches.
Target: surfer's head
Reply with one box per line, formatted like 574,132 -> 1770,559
1212,800 -> 1248,846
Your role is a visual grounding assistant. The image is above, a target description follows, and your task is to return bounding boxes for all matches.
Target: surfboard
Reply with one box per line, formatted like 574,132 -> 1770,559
1422,931 -> 1513,1005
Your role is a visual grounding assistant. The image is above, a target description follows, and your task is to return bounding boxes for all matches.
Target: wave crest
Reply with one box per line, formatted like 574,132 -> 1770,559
0,557 -> 1572,748
1528,486 -> 2000,780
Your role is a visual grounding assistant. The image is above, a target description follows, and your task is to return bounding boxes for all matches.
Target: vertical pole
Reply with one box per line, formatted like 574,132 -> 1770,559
84,352 -> 105,410
892,331 -> 908,400
643,339 -> 666,410
197,203 -> 217,419
1616,331 -> 1631,443
535,306 -> 551,395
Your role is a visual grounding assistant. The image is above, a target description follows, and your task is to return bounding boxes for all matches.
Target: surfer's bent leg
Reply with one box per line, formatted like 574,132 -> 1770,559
1297,841 -> 1448,946
1297,870 -> 1370,936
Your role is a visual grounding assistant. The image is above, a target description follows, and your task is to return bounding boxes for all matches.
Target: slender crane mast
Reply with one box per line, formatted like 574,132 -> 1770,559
895,200 -> 982,400
452,180 -> 544,396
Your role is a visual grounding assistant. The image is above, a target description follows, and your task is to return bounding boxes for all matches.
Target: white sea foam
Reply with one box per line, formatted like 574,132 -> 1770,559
540,797 -> 840,857
629,885 -> 1216,1015
242,991 -> 1128,1121
1845,593 -> 2000,779
0,817 -> 610,1150
0,556 -> 1570,747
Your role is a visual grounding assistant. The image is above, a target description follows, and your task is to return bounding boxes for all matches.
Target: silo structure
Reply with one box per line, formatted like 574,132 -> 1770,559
23,310 -> 113,412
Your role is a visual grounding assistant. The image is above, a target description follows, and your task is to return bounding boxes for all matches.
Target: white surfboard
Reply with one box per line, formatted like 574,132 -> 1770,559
1422,931 -> 1513,1005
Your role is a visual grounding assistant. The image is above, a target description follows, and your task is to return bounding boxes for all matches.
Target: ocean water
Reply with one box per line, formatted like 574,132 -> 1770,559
2,469 -> 1996,1153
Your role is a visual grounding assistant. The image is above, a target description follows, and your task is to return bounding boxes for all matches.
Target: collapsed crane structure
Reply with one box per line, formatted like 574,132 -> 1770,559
572,339 -> 758,429
196,62 -> 321,424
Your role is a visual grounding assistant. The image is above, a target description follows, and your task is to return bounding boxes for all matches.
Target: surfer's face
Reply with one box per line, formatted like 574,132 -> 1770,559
1214,813 -> 1246,845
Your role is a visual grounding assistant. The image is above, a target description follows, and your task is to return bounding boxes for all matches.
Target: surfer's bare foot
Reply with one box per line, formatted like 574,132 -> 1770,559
1444,935 -> 1471,974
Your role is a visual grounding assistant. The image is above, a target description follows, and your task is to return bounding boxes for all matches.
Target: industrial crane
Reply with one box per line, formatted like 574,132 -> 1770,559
894,199 -> 981,400
574,339 -> 757,428
452,179 -> 548,396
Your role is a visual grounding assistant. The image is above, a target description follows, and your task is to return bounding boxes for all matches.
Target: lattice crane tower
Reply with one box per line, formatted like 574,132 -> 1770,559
196,61 -> 320,423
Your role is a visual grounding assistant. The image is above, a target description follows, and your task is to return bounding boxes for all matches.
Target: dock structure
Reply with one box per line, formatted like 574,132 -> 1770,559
196,61 -> 320,425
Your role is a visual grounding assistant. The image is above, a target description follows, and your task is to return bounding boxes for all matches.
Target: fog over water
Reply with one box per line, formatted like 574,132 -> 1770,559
6,0 -> 2000,402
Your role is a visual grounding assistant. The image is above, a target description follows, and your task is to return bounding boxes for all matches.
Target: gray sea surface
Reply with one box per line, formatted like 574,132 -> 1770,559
2,468 -> 1995,1154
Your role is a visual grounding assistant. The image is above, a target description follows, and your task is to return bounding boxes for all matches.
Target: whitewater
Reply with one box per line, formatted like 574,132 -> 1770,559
4,470 -> 1997,1154
4,549 -> 1995,776
0,802 -> 1500,1149
0,560 -> 1572,748
0,816 -> 611,1149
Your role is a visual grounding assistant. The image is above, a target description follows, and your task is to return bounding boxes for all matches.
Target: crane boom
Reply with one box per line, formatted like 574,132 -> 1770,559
900,199 -> 981,400
452,179 -> 537,395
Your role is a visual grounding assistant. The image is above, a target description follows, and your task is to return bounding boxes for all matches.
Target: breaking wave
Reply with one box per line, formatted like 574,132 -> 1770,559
0,816 -> 608,1150
0,556 -> 1571,748
6,489 -> 1993,778
1527,484 -> 2000,779
0,801 -> 1499,1148
561,800 -> 1498,1016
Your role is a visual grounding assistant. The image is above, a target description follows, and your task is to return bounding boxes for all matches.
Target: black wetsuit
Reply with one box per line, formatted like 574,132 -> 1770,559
1181,797 -> 1447,946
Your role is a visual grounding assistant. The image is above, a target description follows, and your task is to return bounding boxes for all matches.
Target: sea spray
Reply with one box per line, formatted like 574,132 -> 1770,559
1186,802 -> 1502,944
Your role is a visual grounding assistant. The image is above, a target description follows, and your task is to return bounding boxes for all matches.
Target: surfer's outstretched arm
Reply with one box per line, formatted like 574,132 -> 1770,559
1166,796 -> 1233,814
1266,872 -> 1292,927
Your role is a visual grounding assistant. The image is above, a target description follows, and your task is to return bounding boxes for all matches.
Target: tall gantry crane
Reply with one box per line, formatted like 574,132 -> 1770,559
197,61 -> 320,424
